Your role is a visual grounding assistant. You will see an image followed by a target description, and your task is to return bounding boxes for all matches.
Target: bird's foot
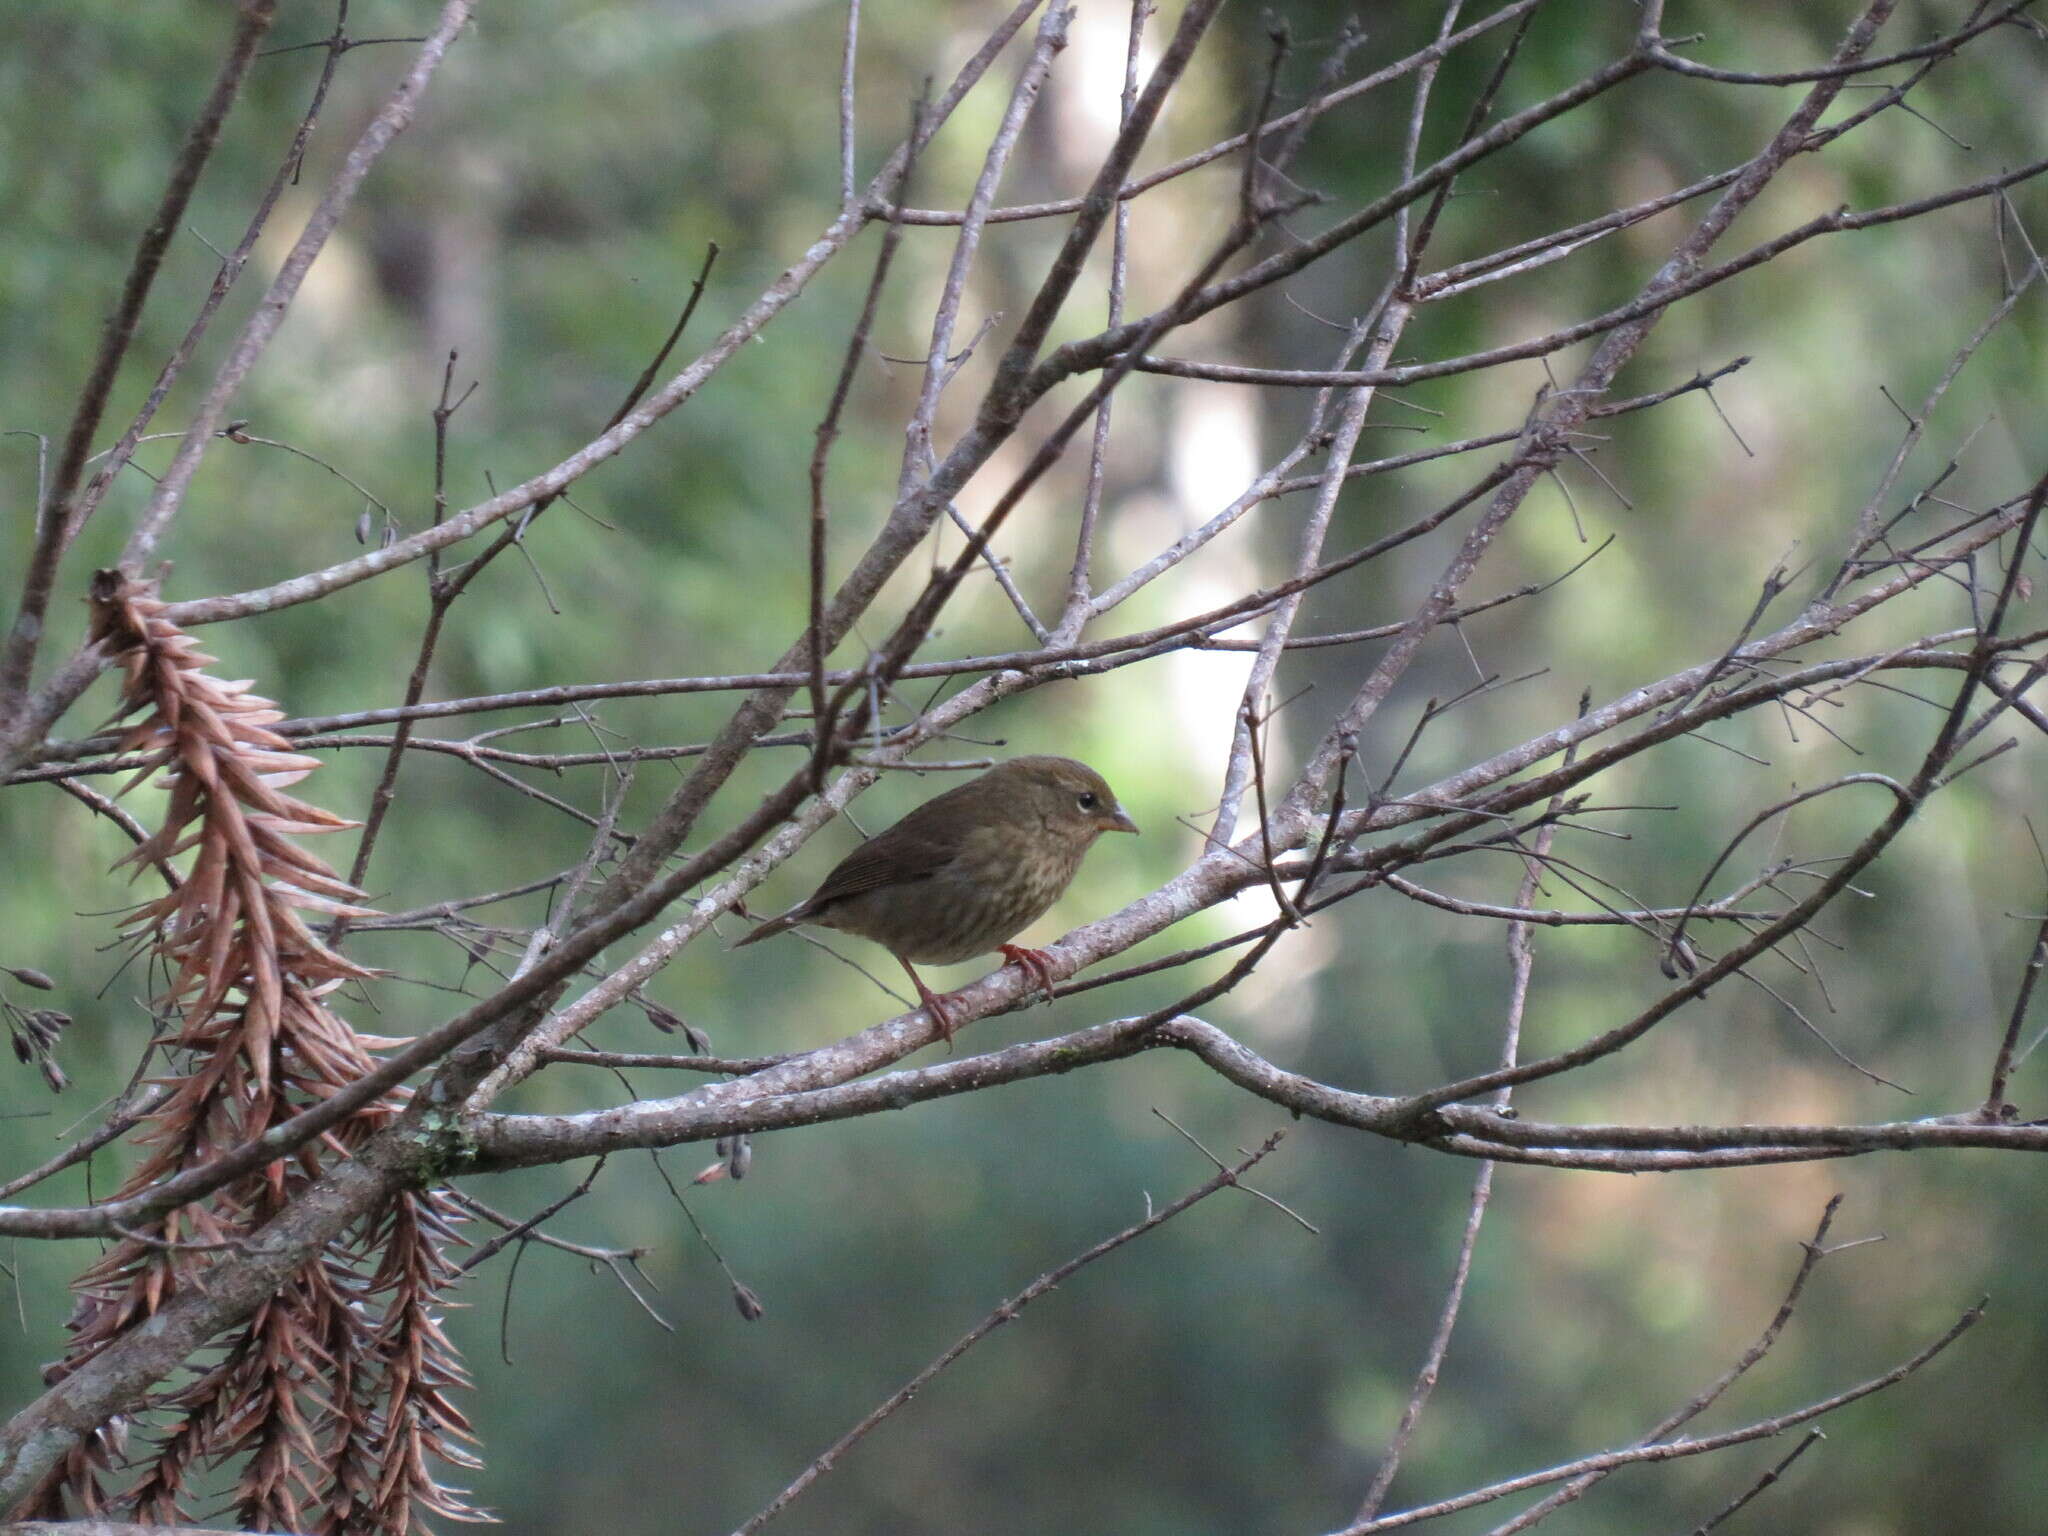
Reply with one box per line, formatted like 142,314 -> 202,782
999,944 -> 1060,1005
906,969 -> 960,1045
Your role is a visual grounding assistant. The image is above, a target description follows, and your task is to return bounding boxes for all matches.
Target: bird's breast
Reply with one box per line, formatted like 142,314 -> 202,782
852,837 -> 1087,965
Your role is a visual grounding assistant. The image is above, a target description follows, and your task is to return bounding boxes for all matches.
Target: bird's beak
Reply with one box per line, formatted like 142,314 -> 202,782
1103,808 -> 1139,835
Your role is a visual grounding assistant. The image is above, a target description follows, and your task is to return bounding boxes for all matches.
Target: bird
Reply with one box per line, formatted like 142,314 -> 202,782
732,756 -> 1138,1040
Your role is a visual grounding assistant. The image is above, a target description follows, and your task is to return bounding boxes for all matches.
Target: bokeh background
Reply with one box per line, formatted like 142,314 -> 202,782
2,2 -> 2046,1531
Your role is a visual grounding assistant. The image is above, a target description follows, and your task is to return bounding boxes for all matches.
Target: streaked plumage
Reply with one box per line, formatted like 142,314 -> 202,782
733,756 -> 1138,1038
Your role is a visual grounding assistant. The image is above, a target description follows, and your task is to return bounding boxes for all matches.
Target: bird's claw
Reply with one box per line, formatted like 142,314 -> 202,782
999,944 -> 1060,1005
904,969 -> 959,1045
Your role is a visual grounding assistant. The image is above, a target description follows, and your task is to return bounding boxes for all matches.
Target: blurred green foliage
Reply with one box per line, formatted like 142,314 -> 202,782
2,2 -> 2046,1532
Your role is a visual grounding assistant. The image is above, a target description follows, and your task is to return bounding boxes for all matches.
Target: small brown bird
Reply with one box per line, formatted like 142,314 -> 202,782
733,756 -> 1138,1039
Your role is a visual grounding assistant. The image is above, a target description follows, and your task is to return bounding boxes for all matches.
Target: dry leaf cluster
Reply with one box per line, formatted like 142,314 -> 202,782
18,573 -> 478,1534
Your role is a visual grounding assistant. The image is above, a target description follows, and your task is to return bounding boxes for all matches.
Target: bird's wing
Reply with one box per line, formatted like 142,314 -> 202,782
732,830 -> 950,950
805,817 -> 959,909
805,775 -> 1009,911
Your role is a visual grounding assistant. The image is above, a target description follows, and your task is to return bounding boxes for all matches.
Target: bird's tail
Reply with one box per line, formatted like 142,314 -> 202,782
730,908 -> 804,950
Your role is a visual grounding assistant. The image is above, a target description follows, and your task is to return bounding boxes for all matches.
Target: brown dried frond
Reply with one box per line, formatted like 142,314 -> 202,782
315,1243 -> 385,1536
25,573 -> 479,1536
88,569 -> 377,1087
361,1191 -> 485,1535
11,1418 -> 120,1525
220,1271 -> 351,1532
311,1189 -> 485,1536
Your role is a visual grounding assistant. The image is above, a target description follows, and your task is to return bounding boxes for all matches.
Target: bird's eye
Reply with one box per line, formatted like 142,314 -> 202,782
1077,792 -> 1098,811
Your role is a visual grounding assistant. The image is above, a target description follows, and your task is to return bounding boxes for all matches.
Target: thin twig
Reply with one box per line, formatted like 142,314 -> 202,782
1357,721 -> 1565,1520
1330,1300 -> 1983,1534
810,95 -> 928,789
728,1132 -> 1292,1536
0,0 -> 279,711
1687,1429 -> 1825,1536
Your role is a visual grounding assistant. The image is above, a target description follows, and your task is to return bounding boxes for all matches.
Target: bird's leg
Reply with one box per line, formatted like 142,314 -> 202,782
896,955 -> 958,1043
998,944 -> 1060,1006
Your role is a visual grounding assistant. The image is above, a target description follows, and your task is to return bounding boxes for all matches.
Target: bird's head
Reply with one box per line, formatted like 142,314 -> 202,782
994,755 -> 1140,844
